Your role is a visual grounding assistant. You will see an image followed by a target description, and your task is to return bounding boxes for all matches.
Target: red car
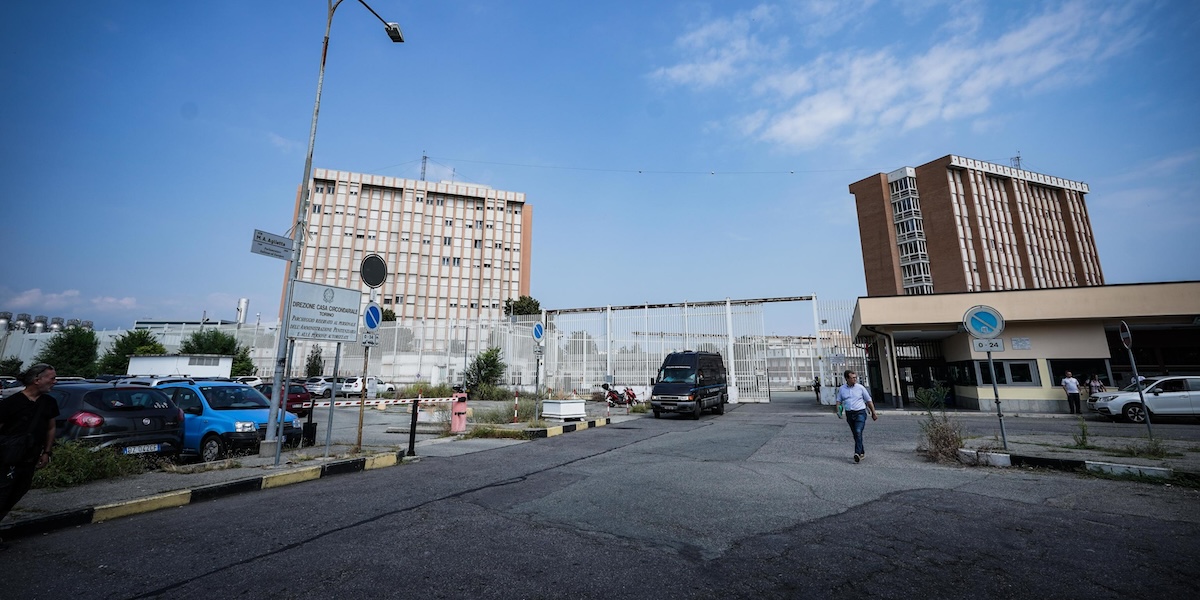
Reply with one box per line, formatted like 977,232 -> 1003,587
255,383 -> 312,417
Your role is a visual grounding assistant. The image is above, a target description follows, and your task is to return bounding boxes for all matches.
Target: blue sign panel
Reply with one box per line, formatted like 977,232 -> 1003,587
963,305 -> 1004,339
532,322 -> 544,342
364,302 -> 382,332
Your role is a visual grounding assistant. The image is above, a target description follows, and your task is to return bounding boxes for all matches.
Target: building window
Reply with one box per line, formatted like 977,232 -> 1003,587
453,257 -> 461,266
474,240 -> 482,249
443,237 -> 452,245
976,360 -> 1041,386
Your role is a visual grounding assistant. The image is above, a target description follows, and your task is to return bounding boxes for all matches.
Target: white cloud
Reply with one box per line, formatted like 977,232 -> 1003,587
652,1 -> 1148,150
91,296 -> 139,311
267,131 -> 302,153
650,5 -> 784,88
5,289 -> 82,311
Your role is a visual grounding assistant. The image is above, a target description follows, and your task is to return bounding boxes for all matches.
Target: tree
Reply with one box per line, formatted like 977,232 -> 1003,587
179,329 -> 255,376
97,329 -> 167,375
305,345 -> 324,377
179,329 -> 240,355
232,346 -> 256,377
0,356 -> 22,377
33,328 -> 99,377
381,308 -> 397,322
464,347 -> 506,389
504,295 -> 541,317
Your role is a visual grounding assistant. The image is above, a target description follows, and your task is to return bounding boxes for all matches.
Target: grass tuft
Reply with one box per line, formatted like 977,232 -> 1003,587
32,442 -> 149,489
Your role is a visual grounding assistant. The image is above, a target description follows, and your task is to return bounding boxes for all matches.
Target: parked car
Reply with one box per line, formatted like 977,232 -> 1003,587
1088,376 -> 1200,422
116,376 -> 197,388
236,376 -> 263,387
46,382 -> 184,457
650,351 -> 729,419
254,383 -> 313,417
340,376 -> 391,394
305,376 -> 342,398
157,381 -> 302,462
1,376 -> 22,399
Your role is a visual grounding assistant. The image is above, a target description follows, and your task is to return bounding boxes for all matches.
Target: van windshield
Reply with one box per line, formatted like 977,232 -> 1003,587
659,366 -> 696,384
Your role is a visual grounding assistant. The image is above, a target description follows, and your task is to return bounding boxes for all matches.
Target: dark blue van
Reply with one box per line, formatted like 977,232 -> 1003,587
649,351 -> 728,419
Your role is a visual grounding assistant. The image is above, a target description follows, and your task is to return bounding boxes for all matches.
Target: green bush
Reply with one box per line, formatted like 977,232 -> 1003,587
398,382 -> 456,399
32,442 -> 149,489
473,398 -> 539,424
470,383 -> 515,402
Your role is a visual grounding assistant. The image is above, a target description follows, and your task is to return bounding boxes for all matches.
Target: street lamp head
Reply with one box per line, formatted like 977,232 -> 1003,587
385,22 -> 404,43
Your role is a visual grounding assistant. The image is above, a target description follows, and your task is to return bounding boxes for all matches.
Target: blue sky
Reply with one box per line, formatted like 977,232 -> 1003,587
2,0 -> 1197,332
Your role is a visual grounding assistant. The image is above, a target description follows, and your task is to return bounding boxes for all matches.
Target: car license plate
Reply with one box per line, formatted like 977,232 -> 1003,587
123,444 -> 162,455
662,405 -> 676,412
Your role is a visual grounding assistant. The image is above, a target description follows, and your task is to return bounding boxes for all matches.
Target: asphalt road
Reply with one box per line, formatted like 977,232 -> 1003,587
5,395 -> 1198,599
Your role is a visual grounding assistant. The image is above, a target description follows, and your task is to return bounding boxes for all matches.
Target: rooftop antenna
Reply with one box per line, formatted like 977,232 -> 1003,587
1010,151 -> 1022,170
420,152 -> 427,181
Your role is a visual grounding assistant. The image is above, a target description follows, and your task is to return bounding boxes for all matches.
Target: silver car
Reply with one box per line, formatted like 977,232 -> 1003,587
1088,376 -> 1199,423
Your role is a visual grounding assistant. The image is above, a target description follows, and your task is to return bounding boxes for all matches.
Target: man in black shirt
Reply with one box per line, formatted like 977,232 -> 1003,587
0,363 -> 60,525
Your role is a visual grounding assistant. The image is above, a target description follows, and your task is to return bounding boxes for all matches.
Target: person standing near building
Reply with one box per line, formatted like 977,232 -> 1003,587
1061,371 -> 1082,414
0,363 -> 60,527
1085,374 -> 1106,400
836,370 -> 877,463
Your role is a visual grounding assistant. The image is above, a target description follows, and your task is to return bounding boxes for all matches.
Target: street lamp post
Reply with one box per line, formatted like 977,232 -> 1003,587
263,0 -> 404,457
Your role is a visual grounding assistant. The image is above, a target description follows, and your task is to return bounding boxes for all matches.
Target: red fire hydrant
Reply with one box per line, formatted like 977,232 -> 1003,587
450,392 -> 468,434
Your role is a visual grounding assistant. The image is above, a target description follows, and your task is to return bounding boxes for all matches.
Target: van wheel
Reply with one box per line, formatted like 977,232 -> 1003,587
201,434 -> 226,462
653,410 -> 661,419
692,402 -> 702,420
715,396 -> 725,415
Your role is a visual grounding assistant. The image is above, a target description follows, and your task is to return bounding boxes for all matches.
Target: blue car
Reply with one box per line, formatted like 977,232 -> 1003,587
157,381 -> 303,462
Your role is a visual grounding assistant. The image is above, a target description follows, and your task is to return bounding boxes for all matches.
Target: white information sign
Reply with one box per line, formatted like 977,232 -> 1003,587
972,338 -> 1005,352
287,281 -> 362,342
251,229 -> 294,261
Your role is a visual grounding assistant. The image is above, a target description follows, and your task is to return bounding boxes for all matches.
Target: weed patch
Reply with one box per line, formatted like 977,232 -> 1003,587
914,385 -> 964,463
461,426 -> 529,440
32,442 -> 149,489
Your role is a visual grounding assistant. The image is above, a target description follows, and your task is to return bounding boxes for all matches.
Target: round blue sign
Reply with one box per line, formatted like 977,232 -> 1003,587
532,322 -> 544,342
963,305 -> 1004,339
364,303 -> 382,331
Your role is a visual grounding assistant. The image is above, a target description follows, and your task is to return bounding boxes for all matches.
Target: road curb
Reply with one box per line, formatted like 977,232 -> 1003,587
525,417 -> 611,439
957,448 -> 1177,478
1,416 -> 612,541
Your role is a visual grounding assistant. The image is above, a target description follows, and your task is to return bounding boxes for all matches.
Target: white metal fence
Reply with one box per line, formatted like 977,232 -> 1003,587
1,297 -> 865,404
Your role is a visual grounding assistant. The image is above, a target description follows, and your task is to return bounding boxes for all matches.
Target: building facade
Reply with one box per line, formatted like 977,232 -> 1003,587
290,168 -> 532,322
849,155 -> 1103,296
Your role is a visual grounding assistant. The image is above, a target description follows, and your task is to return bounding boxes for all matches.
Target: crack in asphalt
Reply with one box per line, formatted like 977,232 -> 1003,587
124,429 -> 675,600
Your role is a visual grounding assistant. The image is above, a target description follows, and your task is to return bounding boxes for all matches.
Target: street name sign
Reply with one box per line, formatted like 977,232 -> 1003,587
287,281 -> 362,342
251,229 -> 293,261
963,305 -> 1005,339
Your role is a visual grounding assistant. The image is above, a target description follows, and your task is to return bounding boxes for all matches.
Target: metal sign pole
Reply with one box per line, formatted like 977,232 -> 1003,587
987,350 -> 1008,450
356,344 -> 369,452
406,393 -> 421,457
274,339 -> 295,465
1126,347 -> 1154,439
323,343 -> 341,459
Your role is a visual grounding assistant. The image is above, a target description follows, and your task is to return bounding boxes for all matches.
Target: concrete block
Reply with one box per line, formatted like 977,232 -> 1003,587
1085,461 -> 1172,478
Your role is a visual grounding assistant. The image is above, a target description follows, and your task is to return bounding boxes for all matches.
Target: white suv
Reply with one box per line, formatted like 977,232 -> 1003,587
1088,376 -> 1199,423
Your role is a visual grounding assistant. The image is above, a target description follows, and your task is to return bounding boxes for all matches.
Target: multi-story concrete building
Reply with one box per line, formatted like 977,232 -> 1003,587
290,168 -> 532,321
849,155 -> 1103,296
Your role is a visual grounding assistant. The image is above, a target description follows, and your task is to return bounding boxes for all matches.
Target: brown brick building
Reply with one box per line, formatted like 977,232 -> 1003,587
849,155 -> 1103,297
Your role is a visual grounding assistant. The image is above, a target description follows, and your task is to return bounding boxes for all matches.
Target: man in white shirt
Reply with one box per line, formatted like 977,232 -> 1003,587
1061,371 -> 1081,414
836,370 -> 877,463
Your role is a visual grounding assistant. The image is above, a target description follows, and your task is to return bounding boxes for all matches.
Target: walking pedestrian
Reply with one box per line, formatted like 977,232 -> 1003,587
1061,371 -> 1081,414
813,375 -> 821,403
0,363 -> 60,529
835,370 -> 877,463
